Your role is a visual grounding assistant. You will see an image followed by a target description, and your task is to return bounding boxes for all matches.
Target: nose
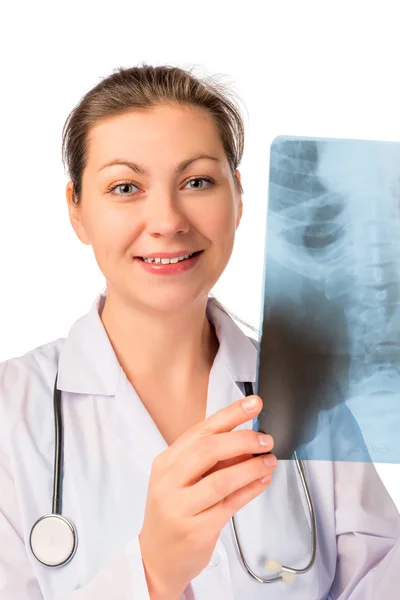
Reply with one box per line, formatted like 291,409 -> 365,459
144,190 -> 190,238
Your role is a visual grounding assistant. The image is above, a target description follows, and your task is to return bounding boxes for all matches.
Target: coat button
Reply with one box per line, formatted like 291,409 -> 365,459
208,550 -> 220,567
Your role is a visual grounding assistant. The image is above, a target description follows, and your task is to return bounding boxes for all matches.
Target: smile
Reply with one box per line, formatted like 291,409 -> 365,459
141,252 -> 196,264
134,250 -> 203,275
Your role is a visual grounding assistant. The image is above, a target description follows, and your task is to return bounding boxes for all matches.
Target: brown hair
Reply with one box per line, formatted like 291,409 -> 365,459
61,62 -> 258,336
61,62 -> 245,206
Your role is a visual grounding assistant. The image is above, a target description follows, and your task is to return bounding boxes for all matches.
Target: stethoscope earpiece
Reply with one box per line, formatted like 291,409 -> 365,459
265,558 -> 296,583
29,513 -> 77,567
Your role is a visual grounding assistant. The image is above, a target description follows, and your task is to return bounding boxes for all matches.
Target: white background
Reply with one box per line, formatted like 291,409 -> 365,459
1,0 -> 399,508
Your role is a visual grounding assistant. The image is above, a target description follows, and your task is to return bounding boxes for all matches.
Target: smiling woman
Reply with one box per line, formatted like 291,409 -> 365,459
1,62 -> 399,600
62,67 -> 247,322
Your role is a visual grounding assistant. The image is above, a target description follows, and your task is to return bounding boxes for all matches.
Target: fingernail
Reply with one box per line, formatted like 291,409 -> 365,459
242,396 -> 258,411
258,434 -> 272,447
263,455 -> 277,467
260,474 -> 272,483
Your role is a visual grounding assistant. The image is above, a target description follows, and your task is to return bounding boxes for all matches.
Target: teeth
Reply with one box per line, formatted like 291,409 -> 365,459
143,253 -> 193,264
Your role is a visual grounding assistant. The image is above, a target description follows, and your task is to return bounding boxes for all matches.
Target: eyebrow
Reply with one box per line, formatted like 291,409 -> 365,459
97,153 -> 221,175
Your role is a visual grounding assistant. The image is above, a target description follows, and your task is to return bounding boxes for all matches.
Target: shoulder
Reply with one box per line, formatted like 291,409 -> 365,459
0,337 -> 65,385
0,338 -> 65,428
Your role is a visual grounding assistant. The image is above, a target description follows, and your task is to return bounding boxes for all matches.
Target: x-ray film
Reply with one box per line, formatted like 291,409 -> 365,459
254,135 -> 400,463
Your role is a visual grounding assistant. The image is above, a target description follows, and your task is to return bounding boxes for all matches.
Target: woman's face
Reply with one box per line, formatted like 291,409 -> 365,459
66,103 -> 243,313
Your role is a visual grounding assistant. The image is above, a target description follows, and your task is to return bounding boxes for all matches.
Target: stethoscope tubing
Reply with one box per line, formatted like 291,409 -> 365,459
53,372 -> 63,515
229,382 -> 317,583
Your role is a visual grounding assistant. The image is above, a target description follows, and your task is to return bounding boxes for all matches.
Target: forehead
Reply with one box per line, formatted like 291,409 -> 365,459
86,104 -> 225,168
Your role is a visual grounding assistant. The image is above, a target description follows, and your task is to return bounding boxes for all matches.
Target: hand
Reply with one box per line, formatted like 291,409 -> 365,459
139,395 -> 276,599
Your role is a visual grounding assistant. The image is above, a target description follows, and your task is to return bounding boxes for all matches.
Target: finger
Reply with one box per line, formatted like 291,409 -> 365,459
219,474 -> 274,529
163,395 -> 263,467
200,395 -> 263,435
202,452 -> 252,478
187,452 -> 277,515
205,435 -> 273,476
174,429 -> 274,488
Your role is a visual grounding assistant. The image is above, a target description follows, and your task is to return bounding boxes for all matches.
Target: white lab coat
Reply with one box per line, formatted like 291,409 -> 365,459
0,291 -> 399,600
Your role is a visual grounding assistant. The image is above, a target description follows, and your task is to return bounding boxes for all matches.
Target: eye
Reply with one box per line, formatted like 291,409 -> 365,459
107,181 -> 140,196
184,177 -> 215,190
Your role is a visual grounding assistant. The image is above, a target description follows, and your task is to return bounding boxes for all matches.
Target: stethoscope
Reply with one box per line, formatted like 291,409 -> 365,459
231,383 -> 317,584
29,374 -> 317,584
29,372 -> 78,567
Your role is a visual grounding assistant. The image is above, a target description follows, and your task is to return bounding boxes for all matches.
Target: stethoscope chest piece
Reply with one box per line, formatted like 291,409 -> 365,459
29,514 -> 77,567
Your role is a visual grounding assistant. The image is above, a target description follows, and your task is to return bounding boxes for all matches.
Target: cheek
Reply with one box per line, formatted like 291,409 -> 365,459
202,201 -> 236,244
192,200 -> 236,276
82,206 -> 139,258
192,197 -> 236,245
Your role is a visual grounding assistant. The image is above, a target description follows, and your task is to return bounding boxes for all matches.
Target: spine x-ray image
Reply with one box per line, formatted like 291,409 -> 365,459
254,136 -> 400,463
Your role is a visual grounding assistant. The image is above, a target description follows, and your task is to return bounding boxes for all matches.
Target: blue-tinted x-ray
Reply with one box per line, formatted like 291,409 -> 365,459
254,135 -> 400,463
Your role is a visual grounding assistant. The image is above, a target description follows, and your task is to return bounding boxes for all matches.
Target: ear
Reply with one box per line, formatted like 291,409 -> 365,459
66,181 -> 91,245
234,170 -> 243,230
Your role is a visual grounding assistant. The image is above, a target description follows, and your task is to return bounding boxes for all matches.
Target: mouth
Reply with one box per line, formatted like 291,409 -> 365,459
137,250 -> 203,264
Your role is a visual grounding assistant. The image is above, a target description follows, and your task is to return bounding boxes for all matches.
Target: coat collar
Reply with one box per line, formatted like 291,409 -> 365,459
57,290 -> 257,395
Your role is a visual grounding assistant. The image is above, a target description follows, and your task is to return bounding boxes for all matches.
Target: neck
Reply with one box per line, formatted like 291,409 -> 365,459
100,289 -> 219,394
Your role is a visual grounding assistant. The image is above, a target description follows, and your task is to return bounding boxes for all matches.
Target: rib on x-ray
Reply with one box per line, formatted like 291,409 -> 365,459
254,136 -> 400,463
